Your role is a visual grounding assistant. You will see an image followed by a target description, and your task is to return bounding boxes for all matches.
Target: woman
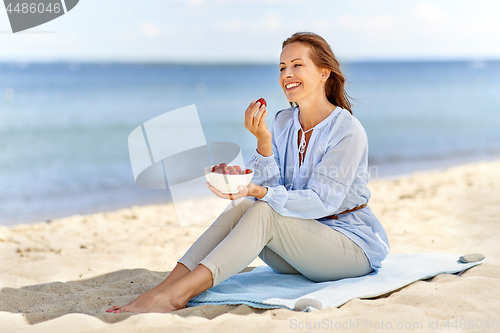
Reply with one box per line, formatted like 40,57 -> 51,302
107,31 -> 390,314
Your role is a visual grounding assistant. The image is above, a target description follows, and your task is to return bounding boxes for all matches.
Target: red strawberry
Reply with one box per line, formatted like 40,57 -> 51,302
256,98 -> 267,107
212,166 -> 217,172
219,163 -> 227,169
245,169 -> 252,174
234,166 -> 242,172
230,171 -> 239,175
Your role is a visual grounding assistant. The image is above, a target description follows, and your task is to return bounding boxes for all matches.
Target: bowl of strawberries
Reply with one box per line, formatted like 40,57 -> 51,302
204,163 -> 254,194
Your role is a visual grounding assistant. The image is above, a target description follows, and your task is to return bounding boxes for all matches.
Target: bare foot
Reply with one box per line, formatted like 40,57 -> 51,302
106,285 -> 188,314
106,263 -> 212,314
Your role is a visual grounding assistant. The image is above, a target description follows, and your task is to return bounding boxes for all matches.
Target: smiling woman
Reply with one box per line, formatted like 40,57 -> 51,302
279,32 -> 353,115
107,31 -> 390,315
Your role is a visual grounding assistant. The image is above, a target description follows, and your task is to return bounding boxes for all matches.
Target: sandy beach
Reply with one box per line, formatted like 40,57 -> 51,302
1,158 -> 499,333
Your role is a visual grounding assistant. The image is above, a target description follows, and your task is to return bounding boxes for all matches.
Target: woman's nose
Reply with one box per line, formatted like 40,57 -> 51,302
281,70 -> 293,79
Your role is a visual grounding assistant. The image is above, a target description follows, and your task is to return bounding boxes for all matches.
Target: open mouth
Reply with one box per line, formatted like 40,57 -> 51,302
285,82 -> 301,92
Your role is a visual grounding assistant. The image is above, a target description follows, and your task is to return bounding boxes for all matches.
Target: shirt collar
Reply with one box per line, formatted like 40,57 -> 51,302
293,106 -> 342,131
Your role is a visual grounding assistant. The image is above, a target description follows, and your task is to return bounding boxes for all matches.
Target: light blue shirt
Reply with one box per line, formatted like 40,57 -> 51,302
245,106 -> 390,272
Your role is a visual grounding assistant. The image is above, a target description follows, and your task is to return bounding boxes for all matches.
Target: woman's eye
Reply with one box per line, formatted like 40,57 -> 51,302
280,64 -> 301,72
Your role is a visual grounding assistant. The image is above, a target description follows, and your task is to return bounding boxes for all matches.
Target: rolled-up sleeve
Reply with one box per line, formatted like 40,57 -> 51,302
260,123 -> 367,219
244,117 -> 282,188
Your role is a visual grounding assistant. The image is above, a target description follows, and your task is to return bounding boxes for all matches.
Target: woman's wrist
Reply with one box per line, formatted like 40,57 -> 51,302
256,140 -> 272,157
249,183 -> 268,199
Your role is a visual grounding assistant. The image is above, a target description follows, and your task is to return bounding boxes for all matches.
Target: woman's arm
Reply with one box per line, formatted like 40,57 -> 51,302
206,103 -> 281,201
244,110 -> 282,189
260,120 -> 368,219
257,140 -> 272,157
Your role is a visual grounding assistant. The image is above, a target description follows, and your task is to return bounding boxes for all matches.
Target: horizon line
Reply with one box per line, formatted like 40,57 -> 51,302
1,56 -> 499,66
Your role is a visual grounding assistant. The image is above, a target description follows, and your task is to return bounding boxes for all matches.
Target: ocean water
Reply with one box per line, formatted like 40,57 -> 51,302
1,60 -> 499,226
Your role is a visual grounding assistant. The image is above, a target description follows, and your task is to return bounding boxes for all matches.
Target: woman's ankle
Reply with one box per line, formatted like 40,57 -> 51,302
157,262 -> 192,289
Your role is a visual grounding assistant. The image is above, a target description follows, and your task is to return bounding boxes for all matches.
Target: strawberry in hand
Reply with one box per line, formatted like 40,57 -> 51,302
256,98 -> 267,107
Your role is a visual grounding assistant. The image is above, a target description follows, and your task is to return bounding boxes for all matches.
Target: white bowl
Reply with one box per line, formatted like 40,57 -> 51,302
204,166 -> 254,194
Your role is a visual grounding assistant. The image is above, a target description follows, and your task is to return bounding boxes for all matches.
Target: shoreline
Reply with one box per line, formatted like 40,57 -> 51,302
372,152 -> 500,181
3,154 -> 500,228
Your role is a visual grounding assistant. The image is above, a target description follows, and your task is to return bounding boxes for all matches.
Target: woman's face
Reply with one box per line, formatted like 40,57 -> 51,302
279,42 -> 328,105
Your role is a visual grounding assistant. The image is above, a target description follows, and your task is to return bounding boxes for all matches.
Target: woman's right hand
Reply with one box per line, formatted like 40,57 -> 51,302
244,100 -> 271,142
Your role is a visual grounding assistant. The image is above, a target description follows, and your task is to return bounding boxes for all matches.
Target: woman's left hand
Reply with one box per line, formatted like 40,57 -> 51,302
205,181 -> 249,200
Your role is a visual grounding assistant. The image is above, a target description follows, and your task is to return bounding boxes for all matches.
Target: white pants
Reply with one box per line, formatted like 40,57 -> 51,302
178,198 -> 373,287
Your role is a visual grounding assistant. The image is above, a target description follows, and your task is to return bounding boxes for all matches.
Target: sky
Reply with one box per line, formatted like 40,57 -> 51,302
1,0 -> 499,64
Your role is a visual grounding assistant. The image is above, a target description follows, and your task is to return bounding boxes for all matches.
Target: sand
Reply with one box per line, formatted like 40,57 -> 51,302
1,159 -> 499,333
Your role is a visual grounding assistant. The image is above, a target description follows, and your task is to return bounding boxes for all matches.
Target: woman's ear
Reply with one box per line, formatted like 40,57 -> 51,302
321,69 -> 330,81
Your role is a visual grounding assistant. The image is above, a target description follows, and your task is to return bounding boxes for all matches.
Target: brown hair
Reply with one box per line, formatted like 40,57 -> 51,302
282,31 -> 353,115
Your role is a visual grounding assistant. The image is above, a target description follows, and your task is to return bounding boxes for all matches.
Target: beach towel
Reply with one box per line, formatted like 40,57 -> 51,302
186,253 -> 486,312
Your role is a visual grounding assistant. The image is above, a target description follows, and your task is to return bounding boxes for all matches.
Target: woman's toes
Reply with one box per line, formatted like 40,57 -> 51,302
106,308 -> 122,313
106,305 -> 122,312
